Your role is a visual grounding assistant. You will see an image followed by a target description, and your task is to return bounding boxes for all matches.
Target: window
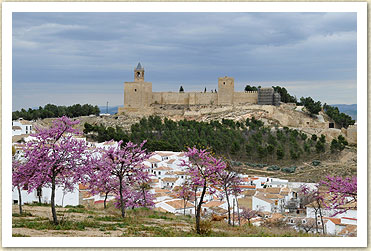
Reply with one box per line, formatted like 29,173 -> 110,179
317,221 -> 321,225
302,219 -> 307,224
290,219 -> 294,224
134,89 -> 137,92
223,82 -> 226,85
13,200 -> 18,204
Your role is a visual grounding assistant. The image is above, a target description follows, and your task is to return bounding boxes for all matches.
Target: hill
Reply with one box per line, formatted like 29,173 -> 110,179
331,104 -> 357,120
30,103 -> 357,183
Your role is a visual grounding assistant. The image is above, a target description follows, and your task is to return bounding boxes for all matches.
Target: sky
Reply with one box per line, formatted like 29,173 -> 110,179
12,12 -> 357,111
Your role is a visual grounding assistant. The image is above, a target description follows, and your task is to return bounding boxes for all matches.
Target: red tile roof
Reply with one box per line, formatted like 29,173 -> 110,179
203,200 -> 225,208
165,199 -> 194,209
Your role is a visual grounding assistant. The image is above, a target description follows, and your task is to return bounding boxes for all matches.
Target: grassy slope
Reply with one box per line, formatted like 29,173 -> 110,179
12,204 -> 320,237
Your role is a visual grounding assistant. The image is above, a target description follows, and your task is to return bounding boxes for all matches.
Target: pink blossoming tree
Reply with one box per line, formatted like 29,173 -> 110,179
217,170 -> 242,225
300,185 -> 326,234
16,116 -> 94,224
86,159 -> 118,209
240,207 -> 257,226
175,179 -> 195,215
100,140 -> 152,218
113,185 -> 154,210
12,159 -> 26,214
181,147 -> 227,234
319,175 -> 357,215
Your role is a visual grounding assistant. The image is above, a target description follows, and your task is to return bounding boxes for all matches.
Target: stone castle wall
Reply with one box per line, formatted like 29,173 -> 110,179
152,92 -> 218,105
233,91 -> 258,105
151,91 -> 258,106
121,64 -> 275,114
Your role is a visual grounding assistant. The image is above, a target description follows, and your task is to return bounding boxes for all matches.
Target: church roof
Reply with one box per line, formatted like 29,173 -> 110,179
136,62 -> 143,70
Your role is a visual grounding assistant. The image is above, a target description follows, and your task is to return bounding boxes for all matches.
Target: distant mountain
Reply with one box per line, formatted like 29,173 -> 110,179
98,106 -> 119,115
331,104 -> 357,120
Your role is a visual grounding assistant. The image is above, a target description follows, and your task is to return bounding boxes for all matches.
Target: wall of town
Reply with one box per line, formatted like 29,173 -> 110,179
150,91 -> 259,106
121,66 -> 276,113
233,91 -> 258,104
152,92 -> 218,105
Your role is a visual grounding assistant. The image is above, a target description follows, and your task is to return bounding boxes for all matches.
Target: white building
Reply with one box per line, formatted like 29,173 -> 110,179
12,184 -> 80,207
12,119 -> 34,136
155,199 -> 195,215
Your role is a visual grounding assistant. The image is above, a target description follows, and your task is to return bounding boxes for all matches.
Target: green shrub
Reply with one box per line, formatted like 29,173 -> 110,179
312,160 -> 321,166
267,165 -> 280,171
282,166 -> 297,173
65,205 -> 85,209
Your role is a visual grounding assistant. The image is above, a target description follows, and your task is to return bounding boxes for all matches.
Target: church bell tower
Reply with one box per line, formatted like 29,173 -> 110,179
134,62 -> 145,82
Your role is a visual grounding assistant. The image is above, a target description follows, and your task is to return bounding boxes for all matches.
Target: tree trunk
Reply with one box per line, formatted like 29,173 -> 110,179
104,192 -> 108,209
225,190 -> 231,225
119,177 -> 125,218
236,195 -> 241,226
194,188 -> 197,217
17,186 -> 22,215
37,186 -> 42,204
183,198 -> 186,215
196,185 -> 207,234
314,208 -> 319,234
142,188 -> 147,207
232,198 -> 235,227
51,174 -> 58,225
318,203 -> 325,234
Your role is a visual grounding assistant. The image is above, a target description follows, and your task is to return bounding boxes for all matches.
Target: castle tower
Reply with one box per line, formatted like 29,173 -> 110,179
123,63 -> 152,112
218,76 -> 234,105
134,62 -> 145,82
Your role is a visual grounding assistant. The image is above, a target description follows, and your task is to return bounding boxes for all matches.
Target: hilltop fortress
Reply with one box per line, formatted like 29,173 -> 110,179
118,63 -> 280,114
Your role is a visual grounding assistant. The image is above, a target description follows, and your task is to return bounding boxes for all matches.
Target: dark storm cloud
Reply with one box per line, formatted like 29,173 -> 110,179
12,12 -> 357,110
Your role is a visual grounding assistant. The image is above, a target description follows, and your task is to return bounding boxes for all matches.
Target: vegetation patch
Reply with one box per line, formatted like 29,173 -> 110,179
12,233 -> 29,237
12,212 -> 32,217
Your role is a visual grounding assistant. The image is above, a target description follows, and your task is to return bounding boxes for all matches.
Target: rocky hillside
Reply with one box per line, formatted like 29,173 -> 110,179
34,103 -> 352,143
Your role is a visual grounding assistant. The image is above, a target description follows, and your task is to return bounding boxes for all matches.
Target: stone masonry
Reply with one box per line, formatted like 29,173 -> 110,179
118,63 -> 280,114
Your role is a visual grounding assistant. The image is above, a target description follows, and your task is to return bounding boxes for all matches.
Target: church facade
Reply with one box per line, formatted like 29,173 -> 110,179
119,63 -> 280,114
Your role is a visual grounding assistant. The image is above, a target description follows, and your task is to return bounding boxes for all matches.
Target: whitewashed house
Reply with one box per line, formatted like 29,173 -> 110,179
155,199 -> 195,215
12,184 -> 80,207
12,119 -> 34,136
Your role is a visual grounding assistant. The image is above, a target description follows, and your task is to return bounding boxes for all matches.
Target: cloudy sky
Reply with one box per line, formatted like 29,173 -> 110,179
12,12 -> 357,111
